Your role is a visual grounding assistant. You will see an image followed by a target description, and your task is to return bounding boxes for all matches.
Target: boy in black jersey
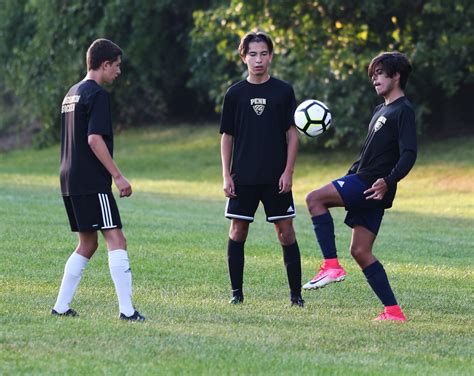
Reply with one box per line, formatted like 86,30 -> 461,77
220,31 -> 304,307
52,39 -> 144,321
304,52 -> 417,321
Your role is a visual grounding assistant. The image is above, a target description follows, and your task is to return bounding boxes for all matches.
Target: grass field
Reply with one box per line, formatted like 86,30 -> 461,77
0,125 -> 473,375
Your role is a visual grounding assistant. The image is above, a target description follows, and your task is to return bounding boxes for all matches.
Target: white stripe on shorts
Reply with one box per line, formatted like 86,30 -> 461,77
98,193 -> 117,229
225,198 -> 254,221
267,213 -> 296,222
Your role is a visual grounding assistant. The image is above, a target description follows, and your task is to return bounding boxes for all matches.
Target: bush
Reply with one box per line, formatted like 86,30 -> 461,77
189,0 -> 474,147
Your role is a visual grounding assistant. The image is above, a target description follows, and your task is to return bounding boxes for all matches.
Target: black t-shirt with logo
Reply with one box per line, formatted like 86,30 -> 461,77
219,77 -> 297,185
348,96 -> 417,208
60,79 -> 113,196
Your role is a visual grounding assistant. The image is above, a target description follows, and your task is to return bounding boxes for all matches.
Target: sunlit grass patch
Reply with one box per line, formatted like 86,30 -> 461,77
0,127 -> 473,374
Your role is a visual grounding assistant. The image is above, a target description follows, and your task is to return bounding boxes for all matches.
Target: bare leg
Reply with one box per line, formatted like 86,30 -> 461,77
273,218 -> 296,246
350,225 -> 377,269
306,183 -> 344,216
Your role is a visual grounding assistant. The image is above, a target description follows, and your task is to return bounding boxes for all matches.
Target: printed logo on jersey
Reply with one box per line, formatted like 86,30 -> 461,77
374,116 -> 386,132
250,98 -> 266,115
337,180 -> 345,187
61,95 -> 80,113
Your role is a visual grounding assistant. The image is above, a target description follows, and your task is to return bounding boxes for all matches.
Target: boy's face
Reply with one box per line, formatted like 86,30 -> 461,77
102,56 -> 122,84
371,64 -> 399,97
242,41 -> 273,77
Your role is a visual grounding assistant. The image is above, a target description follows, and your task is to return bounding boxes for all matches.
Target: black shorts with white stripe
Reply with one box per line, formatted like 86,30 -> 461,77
63,193 -> 122,232
225,184 -> 296,223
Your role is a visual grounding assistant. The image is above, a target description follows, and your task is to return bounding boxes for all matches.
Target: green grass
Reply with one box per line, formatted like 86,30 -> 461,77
0,125 -> 473,375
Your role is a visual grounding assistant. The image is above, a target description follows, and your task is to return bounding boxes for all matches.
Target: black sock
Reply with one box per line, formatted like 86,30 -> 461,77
227,238 -> 244,297
282,242 -> 302,298
363,260 -> 397,306
311,213 -> 337,259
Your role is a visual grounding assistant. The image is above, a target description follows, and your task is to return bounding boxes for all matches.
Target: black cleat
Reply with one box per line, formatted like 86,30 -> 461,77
229,295 -> 244,305
119,310 -> 145,322
290,296 -> 305,308
51,308 -> 78,317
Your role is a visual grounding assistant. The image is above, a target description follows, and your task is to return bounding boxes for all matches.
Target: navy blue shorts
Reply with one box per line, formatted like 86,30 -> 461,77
225,184 -> 296,223
332,174 -> 384,235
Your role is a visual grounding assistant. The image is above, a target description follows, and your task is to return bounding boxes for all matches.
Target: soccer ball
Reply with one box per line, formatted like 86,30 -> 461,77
294,99 -> 332,137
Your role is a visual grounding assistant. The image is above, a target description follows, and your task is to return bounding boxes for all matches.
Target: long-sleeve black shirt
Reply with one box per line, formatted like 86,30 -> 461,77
348,96 -> 417,208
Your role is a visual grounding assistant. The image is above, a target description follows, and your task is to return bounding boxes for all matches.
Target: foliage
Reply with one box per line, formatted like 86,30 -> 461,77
0,0 -> 212,147
189,0 -> 474,147
0,1 -> 473,148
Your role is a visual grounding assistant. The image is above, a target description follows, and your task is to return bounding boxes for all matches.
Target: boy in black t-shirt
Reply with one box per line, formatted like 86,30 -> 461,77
220,31 -> 304,307
52,39 -> 144,321
304,52 -> 417,321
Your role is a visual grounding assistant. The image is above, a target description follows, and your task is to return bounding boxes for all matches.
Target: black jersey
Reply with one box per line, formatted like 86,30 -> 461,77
60,80 -> 114,196
219,77 -> 297,185
348,96 -> 417,208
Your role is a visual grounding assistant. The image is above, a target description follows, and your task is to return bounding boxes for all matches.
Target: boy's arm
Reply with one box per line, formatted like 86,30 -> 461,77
365,108 -> 417,200
279,125 -> 299,194
383,108 -> 417,190
88,134 -> 132,197
221,133 -> 236,198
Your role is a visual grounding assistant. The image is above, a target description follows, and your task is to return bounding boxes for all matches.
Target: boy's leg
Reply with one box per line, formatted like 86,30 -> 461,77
350,226 -> 406,321
304,183 -> 346,289
228,219 -> 249,303
103,228 -> 144,320
52,232 -> 98,315
225,185 -> 260,304
274,219 -> 303,306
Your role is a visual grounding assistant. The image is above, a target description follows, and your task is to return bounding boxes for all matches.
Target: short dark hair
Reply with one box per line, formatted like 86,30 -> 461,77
368,51 -> 412,90
239,31 -> 274,57
86,39 -> 122,71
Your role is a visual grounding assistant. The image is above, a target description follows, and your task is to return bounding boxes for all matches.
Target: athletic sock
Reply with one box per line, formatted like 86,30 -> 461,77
363,260 -> 398,307
323,258 -> 341,269
53,252 -> 89,313
282,242 -> 302,297
108,249 -> 134,317
385,304 -> 404,316
227,238 -> 244,297
311,213 -> 338,259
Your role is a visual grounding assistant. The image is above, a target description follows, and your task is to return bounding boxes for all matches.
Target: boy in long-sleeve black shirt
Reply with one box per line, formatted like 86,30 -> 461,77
304,51 -> 417,321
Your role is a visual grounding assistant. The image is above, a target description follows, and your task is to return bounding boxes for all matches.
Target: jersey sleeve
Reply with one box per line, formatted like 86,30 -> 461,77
219,90 -> 235,135
285,85 -> 297,131
88,90 -> 113,136
384,106 -> 417,188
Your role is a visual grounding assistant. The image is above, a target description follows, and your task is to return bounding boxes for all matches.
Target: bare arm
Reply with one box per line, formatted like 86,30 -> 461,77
88,134 -> 132,197
279,125 -> 299,194
221,133 -> 236,198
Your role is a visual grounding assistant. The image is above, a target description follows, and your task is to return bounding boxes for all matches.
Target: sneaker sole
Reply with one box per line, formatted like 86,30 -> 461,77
303,275 -> 346,290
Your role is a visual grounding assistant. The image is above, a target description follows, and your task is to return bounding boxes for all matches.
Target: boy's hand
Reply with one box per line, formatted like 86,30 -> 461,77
364,178 -> 387,200
223,175 -> 236,198
114,175 -> 132,197
278,171 -> 293,194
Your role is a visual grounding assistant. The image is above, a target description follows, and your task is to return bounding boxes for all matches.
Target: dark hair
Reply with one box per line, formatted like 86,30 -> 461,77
86,39 -> 122,71
368,51 -> 412,89
239,31 -> 274,57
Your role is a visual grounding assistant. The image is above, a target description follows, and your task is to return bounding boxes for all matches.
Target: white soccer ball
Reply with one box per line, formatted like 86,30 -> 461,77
294,99 -> 332,137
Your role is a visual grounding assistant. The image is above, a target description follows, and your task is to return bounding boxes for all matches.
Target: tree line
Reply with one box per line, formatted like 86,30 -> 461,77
0,0 -> 472,149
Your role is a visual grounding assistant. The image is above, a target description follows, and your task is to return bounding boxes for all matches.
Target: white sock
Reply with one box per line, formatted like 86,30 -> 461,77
53,252 -> 89,313
108,249 -> 134,316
